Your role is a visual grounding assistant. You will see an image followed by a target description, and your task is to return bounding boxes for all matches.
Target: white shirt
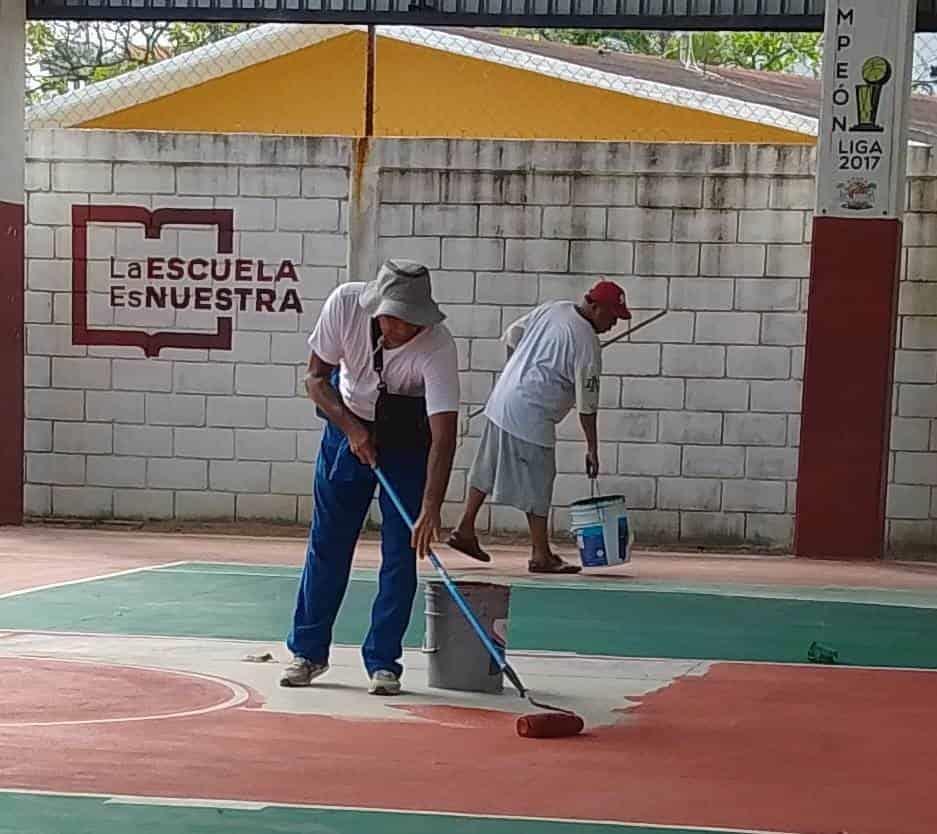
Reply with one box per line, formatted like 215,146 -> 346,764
308,282 -> 460,422
485,301 -> 601,448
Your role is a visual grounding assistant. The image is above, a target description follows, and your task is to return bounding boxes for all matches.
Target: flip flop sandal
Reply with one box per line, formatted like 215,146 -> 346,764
445,532 -> 492,563
528,560 -> 582,574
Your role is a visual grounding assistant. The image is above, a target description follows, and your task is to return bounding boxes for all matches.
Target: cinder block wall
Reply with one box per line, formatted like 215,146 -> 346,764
21,130 -> 937,556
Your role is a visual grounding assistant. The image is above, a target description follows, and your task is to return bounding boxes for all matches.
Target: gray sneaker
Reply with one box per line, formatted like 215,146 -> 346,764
279,656 -> 329,687
368,670 -> 401,696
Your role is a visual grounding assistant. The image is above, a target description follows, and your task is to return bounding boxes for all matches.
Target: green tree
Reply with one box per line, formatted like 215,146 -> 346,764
26,21 -> 254,103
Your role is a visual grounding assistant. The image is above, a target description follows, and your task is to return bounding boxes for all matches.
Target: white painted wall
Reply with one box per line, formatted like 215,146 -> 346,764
20,130 -> 937,555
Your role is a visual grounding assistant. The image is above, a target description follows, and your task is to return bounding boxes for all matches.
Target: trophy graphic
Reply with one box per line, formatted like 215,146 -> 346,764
852,56 -> 893,132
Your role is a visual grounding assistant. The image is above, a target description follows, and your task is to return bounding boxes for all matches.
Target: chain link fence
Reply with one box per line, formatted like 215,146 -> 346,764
21,21 -> 937,145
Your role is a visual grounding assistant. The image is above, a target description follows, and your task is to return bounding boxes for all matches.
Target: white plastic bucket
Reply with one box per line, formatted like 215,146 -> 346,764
569,494 -> 632,568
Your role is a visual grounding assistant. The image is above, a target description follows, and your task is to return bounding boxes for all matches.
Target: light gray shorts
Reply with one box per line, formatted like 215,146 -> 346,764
468,419 -> 556,518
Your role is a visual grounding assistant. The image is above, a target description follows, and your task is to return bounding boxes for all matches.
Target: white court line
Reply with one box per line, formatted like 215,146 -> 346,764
0,655 -> 248,728
0,561 -> 191,601
0,787 -> 802,833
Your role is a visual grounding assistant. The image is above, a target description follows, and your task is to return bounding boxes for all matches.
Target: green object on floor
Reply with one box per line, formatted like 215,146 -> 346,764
807,641 -> 839,664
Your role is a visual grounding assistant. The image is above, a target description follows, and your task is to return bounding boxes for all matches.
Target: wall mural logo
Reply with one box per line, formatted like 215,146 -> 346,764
72,206 -> 304,357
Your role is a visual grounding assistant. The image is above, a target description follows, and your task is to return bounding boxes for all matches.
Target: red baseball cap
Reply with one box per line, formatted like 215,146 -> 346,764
586,280 -> 631,320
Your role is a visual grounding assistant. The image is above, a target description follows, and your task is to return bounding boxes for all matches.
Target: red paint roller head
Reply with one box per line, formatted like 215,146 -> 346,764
516,711 -> 585,739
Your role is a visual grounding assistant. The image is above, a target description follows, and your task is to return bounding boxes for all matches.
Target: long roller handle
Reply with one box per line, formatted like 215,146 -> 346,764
373,466 -> 528,698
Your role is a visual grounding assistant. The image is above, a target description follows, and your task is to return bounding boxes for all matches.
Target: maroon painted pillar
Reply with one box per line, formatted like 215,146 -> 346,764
0,0 -> 25,525
795,0 -> 915,560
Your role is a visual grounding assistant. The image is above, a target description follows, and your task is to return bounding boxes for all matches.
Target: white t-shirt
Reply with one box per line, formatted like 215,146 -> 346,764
485,301 -> 601,448
308,282 -> 460,422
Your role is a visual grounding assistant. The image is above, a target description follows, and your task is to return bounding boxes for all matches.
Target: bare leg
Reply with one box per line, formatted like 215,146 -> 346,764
455,487 -> 487,539
527,513 -> 554,567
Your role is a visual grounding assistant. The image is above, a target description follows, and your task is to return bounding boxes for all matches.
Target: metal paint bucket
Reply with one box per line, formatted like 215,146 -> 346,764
424,580 -> 510,694
569,494 -> 632,568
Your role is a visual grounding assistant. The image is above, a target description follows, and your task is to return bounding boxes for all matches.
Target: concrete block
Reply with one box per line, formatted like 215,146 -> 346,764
441,238 -> 504,271
459,371 -> 494,404
903,214 -> 937,247
210,461 -> 271,492
145,393 -> 206,427
235,364 -> 295,397
739,211 -> 804,244
788,414 -> 802,446
425,271 -> 472,304
474,272 -> 537,306
617,443 -> 681,476
686,379 -> 749,412
171,363 -> 234,396
723,480 -> 786,512
571,175 -> 635,206
895,452 -> 937,485
620,378 -> 685,410
110,359 -> 171,393
700,244 -> 766,277
25,356 -> 51,389
761,313 -> 806,346
415,205 -> 478,237
212,198 -> 276,232
304,233 -> 349,267
901,284 -> 937,317
239,166 -> 300,197
891,417 -> 931,451
25,161 -> 51,192
236,494 -> 298,521
204,396 -> 267,429
668,277 -> 734,311
270,333 -> 311,366
769,178 -> 815,210
114,163 -> 175,194
745,513 -> 794,546
696,312 -> 760,345
26,226 -> 55,259
570,241 -> 633,274
113,489 -> 174,519
276,198 -> 339,232
554,441 -> 616,476
28,193 -> 71,226
735,279 -> 800,311
146,459 -> 207,490
680,511 -> 745,543
25,420 -> 53,453
626,510 -> 680,544
542,207 -> 605,240
86,455 -> 147,488
271,462 -> 312,495
150,484 -> 222,515
598,410 -> 658,443
27,453 -> 85,485
634,243 -> 699,276
682,445 -> 744,477
901,317 -> 937,350
114,425 -> 173,457
53,423 -> 112,454
26,389 -> 84,421
503,239 -> 567,273
480,206 -> 542,238
905,247 -> 937,281
602,344 -> 660,376
727,346 -> 791,380
537,275 -> 595,303
28,260 -> 69,292
208,332 -> 271,364
173,427 -> 234,459
637,176 -> 703,209
85,391 -> 144,423
301,167 -> 348,199
766,245 -> 811,278
606,207 -> 671,242
381,170 -> 439,203
235,429 -> 296,461
887,484 -> 932,519
470,339 -> 509,371
704,177 -> 770,209
897,385 -> 937,417
599,376 -> 620,408
27,323 -> 87,357
724,413 -> 787,446
267,398 -> 318,430
378,205 -> 413,237
750,381 -> 803,413
52,486 -> 113,518
442,305 -> 501,338
672,210 -> 737,243
49,357 -> 109,390
659,478 -> 721,511
627,310 -> 695,344
239,231 -> 302,264
746,448 -> 798,480
661,345 -> 725,378
177,166 -> 238,196
52,162 -> 111,193
24,484 -> 52,516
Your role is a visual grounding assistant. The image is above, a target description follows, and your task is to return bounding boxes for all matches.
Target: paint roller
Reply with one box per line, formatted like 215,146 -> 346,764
373,466 -> 585,739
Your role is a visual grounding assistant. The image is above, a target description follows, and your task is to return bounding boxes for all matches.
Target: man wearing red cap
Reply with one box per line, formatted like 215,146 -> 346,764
447,280 -> 631,572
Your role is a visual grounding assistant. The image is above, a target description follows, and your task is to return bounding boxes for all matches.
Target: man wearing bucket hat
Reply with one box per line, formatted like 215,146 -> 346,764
281,259 -> 459,694
447,280 -> 631,573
